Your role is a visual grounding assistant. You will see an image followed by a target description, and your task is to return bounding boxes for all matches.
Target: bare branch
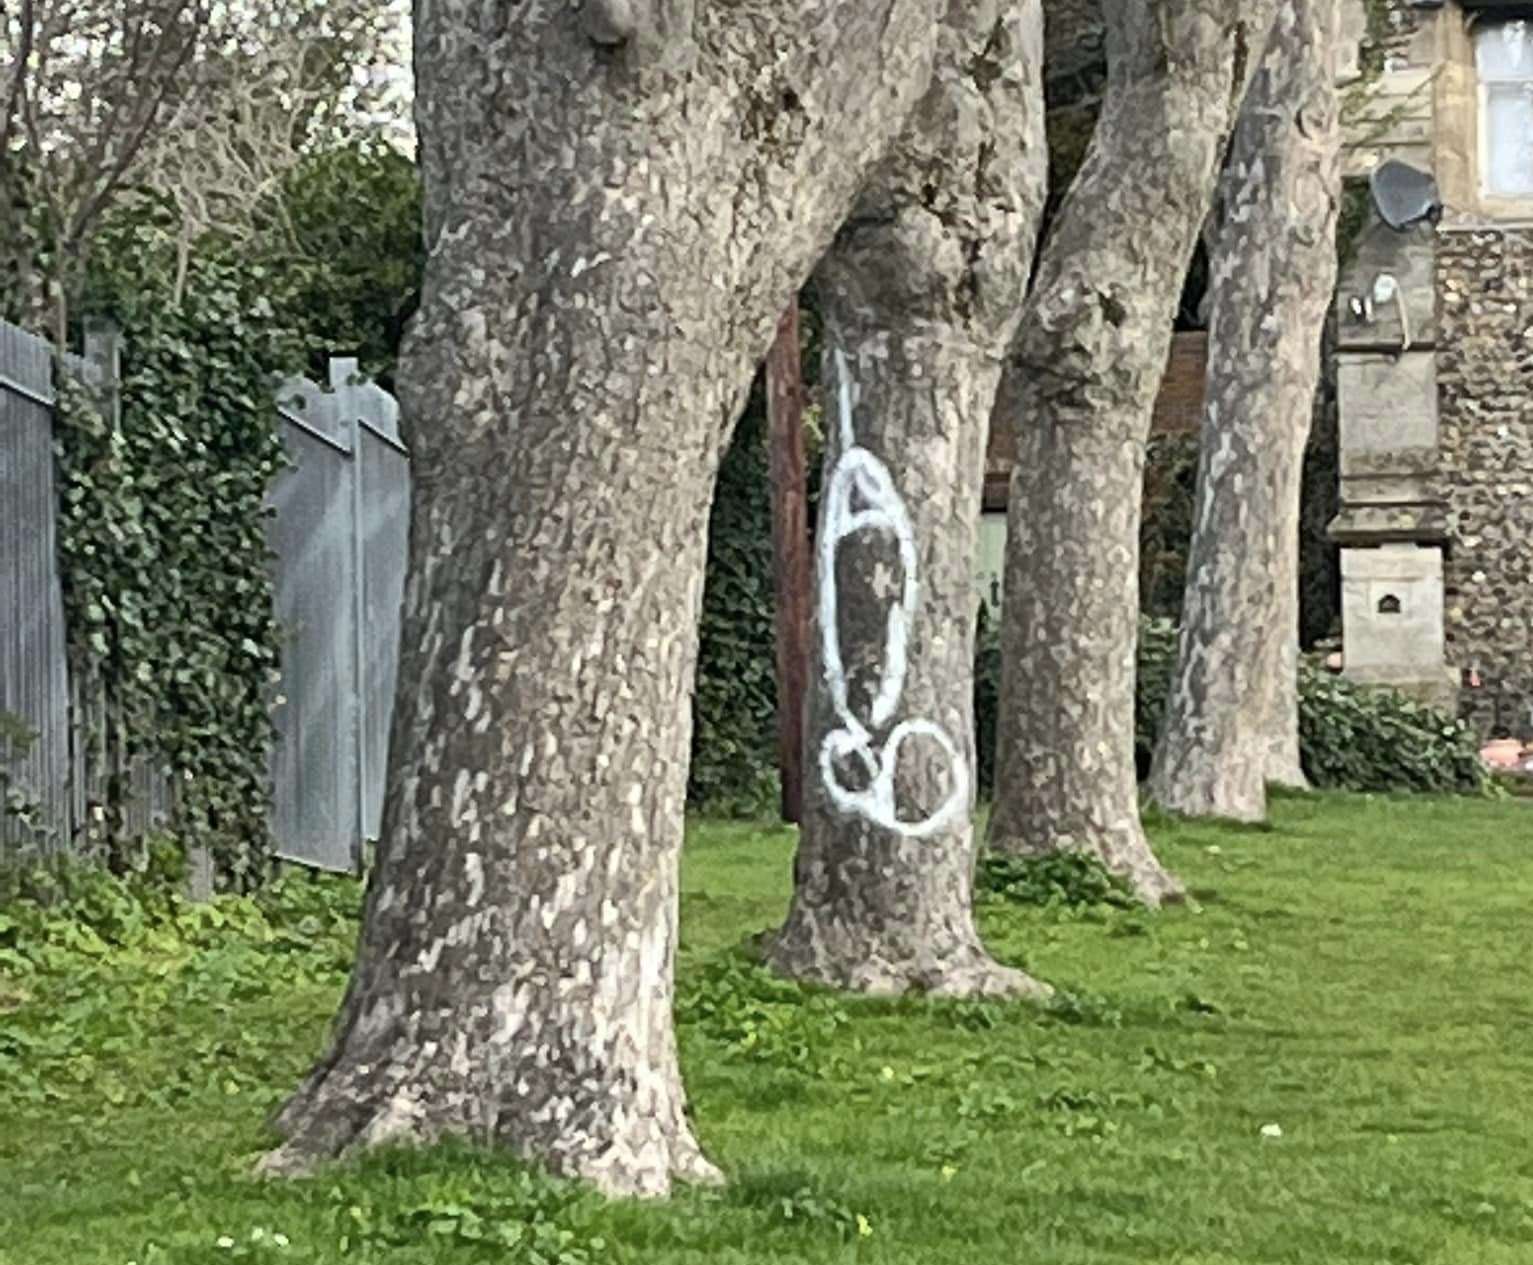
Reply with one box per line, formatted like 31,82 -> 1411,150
2,0 -> 408,333
65,2 -> 206,252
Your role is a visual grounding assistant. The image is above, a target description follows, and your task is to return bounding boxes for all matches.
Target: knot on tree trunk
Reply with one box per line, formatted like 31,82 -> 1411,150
582,0 -> 637,46
580,0 -> 696,74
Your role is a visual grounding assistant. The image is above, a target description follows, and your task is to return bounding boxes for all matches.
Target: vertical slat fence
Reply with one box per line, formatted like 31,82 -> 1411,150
0,317 -> 411,876
0,322 -> 71,856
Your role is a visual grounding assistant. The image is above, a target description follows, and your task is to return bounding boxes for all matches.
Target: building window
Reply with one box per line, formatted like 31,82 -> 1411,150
1477,19 -> 1533,197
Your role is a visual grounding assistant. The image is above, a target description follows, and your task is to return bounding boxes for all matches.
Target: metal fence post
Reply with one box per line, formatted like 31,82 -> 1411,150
330,358 -> 369,876
79,324 -> 128,872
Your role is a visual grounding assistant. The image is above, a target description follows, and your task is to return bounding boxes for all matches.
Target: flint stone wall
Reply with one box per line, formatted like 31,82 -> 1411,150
1437,226 -> 1533,736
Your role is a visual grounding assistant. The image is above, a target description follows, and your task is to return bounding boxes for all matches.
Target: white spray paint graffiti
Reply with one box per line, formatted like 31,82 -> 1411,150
817,348 -> 969,839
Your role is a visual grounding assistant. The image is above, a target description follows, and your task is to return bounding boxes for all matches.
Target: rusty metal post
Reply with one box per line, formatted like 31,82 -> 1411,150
766,300 -> 810,824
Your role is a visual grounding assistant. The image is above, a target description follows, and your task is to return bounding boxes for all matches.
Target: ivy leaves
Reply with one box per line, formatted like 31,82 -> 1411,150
54,249 -> 292,889
689,386 -> 785,814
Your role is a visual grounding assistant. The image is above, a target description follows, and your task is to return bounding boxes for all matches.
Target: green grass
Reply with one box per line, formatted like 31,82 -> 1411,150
3,793 -> 1532,1264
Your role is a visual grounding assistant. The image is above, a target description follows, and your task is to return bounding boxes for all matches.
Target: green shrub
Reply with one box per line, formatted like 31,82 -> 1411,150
0,860 -> 361,1109
0,833 -> 184,921
689,389 -> 780,813
1296,667 -> 1491,795
976,617 -> 1491,799
0,853 -> 359,965
972,603 -> 1002,798
1135,619 -> 1491,796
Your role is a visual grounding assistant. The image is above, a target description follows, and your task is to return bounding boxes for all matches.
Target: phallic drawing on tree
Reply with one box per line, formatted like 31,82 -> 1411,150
817,349 -> 968,842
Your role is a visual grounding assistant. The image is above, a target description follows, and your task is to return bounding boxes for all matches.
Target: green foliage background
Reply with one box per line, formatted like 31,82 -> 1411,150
688,386 -> 781,813
254,142 -> 424,385
974,618 -> 1492,801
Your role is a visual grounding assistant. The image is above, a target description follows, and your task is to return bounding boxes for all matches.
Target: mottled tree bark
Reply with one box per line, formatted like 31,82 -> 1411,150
1148,0 -> 1340,820
987,0 -> 1279,907
260,0 -> 946,1198
764,0 -> 1050,998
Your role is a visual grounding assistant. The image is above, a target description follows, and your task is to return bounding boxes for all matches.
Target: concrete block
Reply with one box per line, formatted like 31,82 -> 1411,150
1341,544 -> 1453,692
1337,351 -> 1439,460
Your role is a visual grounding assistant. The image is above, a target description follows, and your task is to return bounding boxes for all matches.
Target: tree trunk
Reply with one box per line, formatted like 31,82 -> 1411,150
986,0 -> 1279,907
260,0 -> 945,1199
1260,509 -> 1312,790
767,302 -> 811,825
1261,639 -> 1310,790
763,0 -> 1050,998
1148,0 -> 1340,820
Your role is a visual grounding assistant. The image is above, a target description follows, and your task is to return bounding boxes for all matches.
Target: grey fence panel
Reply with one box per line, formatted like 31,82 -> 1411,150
267,364 -> 410,872
0,322 -> 70,855
1,318 -> 410,875
346,370 -> 410,842
268,377 -> 361,872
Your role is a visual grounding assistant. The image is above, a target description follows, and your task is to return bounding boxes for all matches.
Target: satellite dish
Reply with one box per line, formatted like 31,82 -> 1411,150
1370,160 -> 1441,231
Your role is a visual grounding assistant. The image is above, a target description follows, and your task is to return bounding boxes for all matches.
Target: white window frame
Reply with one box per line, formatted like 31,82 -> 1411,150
1476,17 -> 1533,200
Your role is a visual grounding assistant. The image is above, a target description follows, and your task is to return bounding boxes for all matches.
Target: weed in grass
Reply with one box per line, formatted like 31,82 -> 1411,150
733,1171 -> 875,1242
674,950 -> 853,1078
325,1162 -> 607,1262
974,851 -> 1139,913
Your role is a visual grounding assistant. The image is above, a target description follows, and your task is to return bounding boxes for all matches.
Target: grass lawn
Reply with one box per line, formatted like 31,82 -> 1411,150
2,792 -> 1531,1264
